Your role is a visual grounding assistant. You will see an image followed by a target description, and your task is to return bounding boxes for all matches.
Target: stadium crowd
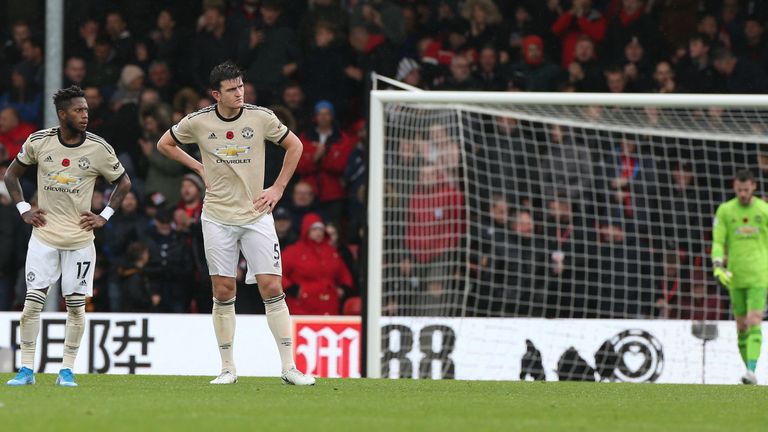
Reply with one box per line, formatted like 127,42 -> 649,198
0,0 -> 766,317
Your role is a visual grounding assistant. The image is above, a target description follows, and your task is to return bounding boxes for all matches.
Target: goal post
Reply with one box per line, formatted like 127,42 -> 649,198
366,90 -> 768,381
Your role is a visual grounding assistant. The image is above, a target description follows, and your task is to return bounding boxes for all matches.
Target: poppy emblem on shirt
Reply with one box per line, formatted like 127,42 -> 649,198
62,158 -> 70,167
226,131 -> 234,139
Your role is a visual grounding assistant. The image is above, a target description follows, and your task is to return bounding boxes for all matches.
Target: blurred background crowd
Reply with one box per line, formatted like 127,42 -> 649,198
0,0 -> 766,317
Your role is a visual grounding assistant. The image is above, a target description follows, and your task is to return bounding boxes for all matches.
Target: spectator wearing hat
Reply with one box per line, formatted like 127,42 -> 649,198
281,213 -> 354,315
111,64 -> 145,108
510,35 -> 560,91
0,107 -> 35,159
175,173 -> 204,229
274,207 -> 298,249
395,57 -> 422,87
297,100 -> 356,226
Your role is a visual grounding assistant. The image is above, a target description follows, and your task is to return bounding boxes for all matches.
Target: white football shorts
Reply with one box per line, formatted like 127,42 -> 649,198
201,212 -> 282,283
25,234 -> 96,296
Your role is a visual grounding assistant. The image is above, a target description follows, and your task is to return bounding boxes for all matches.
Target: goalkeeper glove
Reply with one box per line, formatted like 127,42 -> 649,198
713,267 -> 732,288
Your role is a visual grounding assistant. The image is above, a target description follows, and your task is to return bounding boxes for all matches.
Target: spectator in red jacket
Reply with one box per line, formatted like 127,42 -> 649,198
405,164 -> 465,264
282,213 -> 354,315
551,0 -> 606,67
297,100 -> 355,225
0,107 -> 36,159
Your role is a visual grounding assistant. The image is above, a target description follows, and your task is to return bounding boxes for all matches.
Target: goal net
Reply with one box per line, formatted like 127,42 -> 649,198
367,91 -> 768,382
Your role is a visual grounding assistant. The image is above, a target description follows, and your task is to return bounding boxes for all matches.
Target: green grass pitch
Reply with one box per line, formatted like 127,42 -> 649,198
1,374 -> 767,431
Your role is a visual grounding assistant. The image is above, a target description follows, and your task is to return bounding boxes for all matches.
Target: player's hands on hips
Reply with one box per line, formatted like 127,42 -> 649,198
713,267 -> 733,288
255,185 -> 284,213
80,212 -> 107,231
21,209 -> 47,227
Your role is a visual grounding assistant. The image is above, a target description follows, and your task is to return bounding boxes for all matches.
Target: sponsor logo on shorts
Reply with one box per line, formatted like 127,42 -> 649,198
26,272 -> 35,282
274,261 -> 281,269
79,279 -> 88,286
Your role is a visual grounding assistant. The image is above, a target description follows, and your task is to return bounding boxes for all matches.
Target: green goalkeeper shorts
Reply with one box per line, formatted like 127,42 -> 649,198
729,286 -> 768,316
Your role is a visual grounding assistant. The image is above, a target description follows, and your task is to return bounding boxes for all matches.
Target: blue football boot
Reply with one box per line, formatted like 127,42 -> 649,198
55,368 -> 78,387
7,366 -> 35,386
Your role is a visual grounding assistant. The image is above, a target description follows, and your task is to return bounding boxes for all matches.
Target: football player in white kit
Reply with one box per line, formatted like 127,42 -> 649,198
5,86 -> 132,386
156,61 -> 314,385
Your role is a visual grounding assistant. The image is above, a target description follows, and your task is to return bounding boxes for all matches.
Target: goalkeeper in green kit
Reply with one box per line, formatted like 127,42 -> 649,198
712,169 -> 768,385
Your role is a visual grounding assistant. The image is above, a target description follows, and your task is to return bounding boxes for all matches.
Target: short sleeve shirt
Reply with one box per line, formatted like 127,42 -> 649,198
170,104 -> 289,225
16,128 -> 125,250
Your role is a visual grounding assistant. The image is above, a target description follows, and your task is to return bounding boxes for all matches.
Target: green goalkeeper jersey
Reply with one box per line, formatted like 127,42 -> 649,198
712,196 -> 768,289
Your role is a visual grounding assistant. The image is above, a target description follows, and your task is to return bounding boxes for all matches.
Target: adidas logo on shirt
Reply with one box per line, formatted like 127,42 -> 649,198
208,132 -> 217,139
44,155 -> 53,162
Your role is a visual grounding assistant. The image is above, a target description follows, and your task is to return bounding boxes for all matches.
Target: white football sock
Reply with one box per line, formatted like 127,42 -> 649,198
213,297 -> 237,374
265,293 -> 294,372
62,294 -> 86,370
20,289 -> 47,369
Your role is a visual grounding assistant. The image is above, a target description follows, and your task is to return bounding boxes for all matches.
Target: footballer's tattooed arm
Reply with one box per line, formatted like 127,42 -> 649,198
4,159 -> 47,227
106,173 -> 132,213
4,158 -> 29,205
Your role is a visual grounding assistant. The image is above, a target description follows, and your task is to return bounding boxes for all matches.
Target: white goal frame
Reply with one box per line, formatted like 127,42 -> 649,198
366,90 -> 768,379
